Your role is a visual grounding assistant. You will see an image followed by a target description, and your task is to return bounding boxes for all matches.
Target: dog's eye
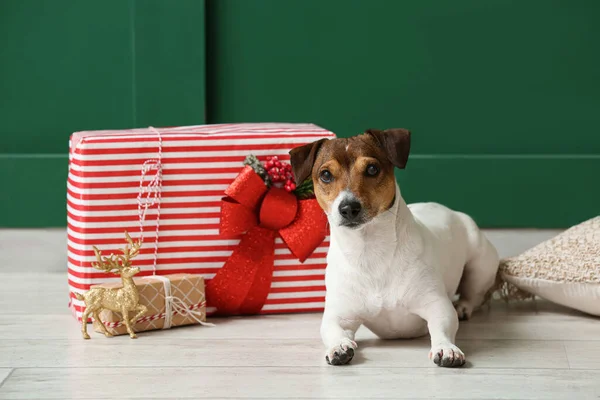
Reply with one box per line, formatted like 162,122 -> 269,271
366,164 -> 379,176
320,170 -> 333,183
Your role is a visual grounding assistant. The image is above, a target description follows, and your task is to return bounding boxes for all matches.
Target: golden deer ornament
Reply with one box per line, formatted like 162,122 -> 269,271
75,231 -> 148,339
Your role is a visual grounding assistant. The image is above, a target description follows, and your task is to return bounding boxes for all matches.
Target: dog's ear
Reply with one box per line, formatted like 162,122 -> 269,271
366,128 -> 411,169
289,138 -> 328,184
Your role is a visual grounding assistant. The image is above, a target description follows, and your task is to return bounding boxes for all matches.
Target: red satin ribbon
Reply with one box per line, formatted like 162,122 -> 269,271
206,166 -> 328,315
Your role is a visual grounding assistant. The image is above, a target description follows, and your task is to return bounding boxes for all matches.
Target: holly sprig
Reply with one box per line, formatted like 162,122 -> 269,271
264,156 -> 295,192
293,177 -> 315,199
242,154 -> 315,199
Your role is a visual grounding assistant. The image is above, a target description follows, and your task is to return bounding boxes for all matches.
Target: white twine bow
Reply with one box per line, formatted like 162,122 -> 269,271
153,275 -> 215,329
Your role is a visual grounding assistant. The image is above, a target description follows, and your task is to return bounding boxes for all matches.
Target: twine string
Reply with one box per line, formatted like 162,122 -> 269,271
137,126 -> 163,274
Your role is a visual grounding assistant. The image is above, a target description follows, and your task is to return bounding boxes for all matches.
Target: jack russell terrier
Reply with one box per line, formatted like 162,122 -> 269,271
289,129 -> 499,367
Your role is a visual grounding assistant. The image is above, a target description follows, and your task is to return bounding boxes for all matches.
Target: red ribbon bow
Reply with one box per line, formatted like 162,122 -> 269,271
205,166 -> 328,315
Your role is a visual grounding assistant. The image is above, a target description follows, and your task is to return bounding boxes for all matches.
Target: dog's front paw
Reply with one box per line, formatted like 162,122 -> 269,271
429,343 -> 465,367
325,339 -> 357,366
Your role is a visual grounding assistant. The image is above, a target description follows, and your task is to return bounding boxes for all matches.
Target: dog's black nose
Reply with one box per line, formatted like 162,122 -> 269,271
339,200 -> 362,221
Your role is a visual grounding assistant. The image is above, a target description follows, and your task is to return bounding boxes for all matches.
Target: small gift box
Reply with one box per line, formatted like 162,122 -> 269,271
93,274 -> 208,335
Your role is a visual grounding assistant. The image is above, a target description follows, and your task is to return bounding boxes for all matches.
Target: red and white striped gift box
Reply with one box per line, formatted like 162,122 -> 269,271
67,123 -> 336,320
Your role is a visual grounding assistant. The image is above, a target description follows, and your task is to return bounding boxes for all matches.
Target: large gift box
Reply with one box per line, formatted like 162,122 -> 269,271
68,123 -> 335,320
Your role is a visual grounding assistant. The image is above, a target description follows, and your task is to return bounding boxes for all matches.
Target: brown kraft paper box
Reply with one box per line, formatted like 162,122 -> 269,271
92,274 -> 207,336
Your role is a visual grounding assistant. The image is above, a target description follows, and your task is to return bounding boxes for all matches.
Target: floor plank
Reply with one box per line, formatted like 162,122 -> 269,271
0,273 -> 67,315
2,367 -> 600,399
0,338 -> 569,370
0,369 -> 13,388
564,341 -> 600,370
3,299 -> 599,343
0,229 -> 66,274
458,303 -> 600,341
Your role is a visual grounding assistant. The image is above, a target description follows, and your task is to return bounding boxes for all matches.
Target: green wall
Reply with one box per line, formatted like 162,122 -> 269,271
1,0 -> 598,228
206,0 -> 600,228
0,0 -> 206,227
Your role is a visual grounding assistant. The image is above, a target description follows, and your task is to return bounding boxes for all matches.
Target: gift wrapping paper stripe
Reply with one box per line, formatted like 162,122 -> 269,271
68,265 -> 327,282
69,277 -> 326,292
68,178 -> 237,190
69,123 -> 332,148
68,171 -> 239,183
67,244 -> 329,257
85,135 -> 329,146
67,257 -> 328,273
72,148 -> 306,159
69,167 -> 242,178
74,142 -> 317,155
68,123 -> 334,317
67,196 -> 223,209
67,229 -> 330,242
67,190 -> 225,202
68,160 -> 293,172
67,200 -> 222,213
67,210 -> 221,223
67,236 -> 329,248
75,125 -> 329,140
70,152 -> 294,165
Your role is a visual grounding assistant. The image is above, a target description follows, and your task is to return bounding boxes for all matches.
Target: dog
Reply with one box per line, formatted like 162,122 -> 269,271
289,128 -> 499,367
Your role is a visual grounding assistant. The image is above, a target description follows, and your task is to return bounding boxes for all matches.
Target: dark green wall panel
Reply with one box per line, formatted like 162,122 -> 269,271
0,0 -> 206,154
0,0 -> 206,228
0,1 -> 134,154
204,0 -> 600,227
207,0 -> 600,155
396,156 -> 599,229
134,1 -> 206,126
0,155 -> 68,227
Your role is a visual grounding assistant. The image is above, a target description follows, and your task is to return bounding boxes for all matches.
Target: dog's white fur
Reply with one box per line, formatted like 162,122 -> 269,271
322,184 -> 499,366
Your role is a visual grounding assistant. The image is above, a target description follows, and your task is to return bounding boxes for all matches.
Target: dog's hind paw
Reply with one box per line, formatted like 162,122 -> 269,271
325,339 -> 357,366
429,343 -> 466,368
454,300 -> 474,321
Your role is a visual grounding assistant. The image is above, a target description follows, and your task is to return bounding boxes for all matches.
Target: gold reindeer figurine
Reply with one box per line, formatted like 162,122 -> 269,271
75,231 -> 148,339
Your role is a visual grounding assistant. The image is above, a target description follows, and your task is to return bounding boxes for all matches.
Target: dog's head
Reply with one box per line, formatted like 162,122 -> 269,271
290,128 -> 411,229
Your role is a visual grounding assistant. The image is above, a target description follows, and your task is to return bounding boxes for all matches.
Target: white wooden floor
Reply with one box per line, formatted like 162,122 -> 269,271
1,229 -> 600,399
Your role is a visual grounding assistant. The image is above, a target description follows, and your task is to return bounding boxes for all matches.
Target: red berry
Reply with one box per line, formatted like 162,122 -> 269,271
266,160 -> 274,168
290,183 -> 296,190
271,167 -> 279,174
272,156 -> 278,161
284,185 -> 290,192
266,156 -> 272,161
275,161 -> 282,168
286,179 -> 292,186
